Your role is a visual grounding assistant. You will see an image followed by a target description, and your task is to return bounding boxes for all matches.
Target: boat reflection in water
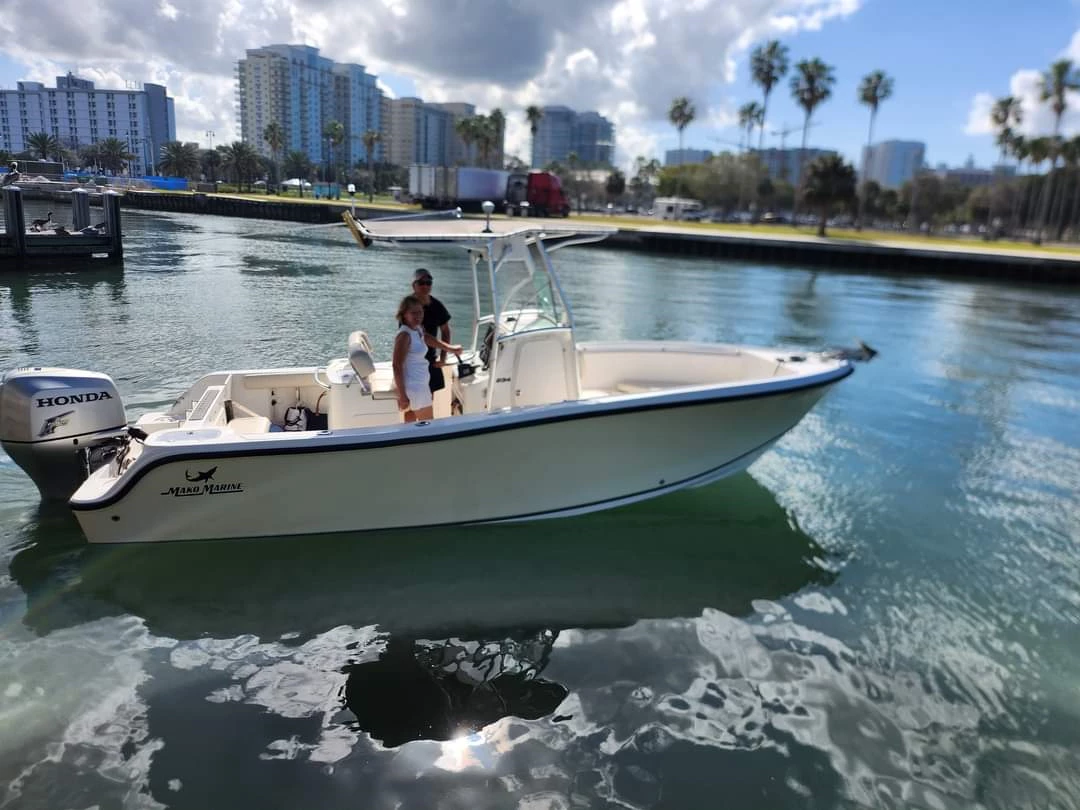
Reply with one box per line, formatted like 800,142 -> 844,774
11,473 -> 832,644
9,474 -> 832,753
344,630 -> 566,747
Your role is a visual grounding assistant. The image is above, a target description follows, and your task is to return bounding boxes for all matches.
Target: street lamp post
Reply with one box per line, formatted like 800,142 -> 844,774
206,130 -> 215,151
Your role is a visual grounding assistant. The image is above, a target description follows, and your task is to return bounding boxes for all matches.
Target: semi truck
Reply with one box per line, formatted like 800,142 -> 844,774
409,165 -> 571,217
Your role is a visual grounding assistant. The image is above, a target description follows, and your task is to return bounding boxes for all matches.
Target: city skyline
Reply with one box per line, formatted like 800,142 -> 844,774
0,0 -> 1077,173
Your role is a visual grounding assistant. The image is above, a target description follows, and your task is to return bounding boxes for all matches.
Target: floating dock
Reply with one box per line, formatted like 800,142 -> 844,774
0,186 -> 123,266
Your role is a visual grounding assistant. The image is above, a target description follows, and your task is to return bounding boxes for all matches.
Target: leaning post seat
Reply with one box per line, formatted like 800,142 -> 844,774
348,330 -> 376,388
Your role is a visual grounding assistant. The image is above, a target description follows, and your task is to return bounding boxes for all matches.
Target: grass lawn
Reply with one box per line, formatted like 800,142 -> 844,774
569,213 -> 1080,256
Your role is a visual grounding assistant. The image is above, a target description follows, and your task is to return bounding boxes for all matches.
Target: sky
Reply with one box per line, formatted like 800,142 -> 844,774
0,0 -> 1078,173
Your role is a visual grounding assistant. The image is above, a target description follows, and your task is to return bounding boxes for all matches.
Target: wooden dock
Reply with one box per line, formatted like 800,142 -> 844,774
0,186 -> 123,266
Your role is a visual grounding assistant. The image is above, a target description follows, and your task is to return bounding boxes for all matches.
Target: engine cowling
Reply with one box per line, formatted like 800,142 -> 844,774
0,367 -> 128,501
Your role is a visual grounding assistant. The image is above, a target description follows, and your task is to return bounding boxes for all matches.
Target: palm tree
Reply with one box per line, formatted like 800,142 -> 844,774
232,141 -> 260,191
803,154 -> 856,237
605,168 -> 626,204
525,105 -> 543,167
263,122 -> 284,187
1008,134 -> 1029,232
490,108 -> 505,168
856,70 -> 894,228
282,150 -> 311,198
737,102 -> 764,151
97,137 -> 136,174
790,58 -> 836,220
456,117 -> 479,166
362,130 -> 381,201
200,148 -> 222,186
1036,59 -> 1080,241
668,96 -> 696,211
750,40 -> 789,151
323,120 -> 345,191
27,132 -> 59,161
1026,136 -> 1052,233
737,102 -> 764,212
158,141 -> 201,178
990,96 -> 1023,234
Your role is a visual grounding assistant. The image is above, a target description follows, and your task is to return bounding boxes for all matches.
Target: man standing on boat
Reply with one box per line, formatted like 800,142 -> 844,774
411,268 -> 452,399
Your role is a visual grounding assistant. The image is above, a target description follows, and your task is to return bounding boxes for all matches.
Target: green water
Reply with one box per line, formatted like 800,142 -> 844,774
1,206 -> 1078,809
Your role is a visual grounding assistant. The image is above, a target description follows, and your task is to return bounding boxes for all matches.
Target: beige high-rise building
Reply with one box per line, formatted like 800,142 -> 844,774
383,98 -> 504,168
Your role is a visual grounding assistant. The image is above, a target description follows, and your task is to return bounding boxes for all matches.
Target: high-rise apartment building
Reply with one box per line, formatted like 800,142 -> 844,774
860,140 -> 925,189
384,98 -> 499,167
531,106 -> 615,168
237,44 -> 382,168
0,73 -> 175,175
664,148 -> 713,166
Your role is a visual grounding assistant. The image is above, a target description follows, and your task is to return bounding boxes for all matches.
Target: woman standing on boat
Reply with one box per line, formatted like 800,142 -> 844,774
410,268 -> 452,395
393,295 -> 461,422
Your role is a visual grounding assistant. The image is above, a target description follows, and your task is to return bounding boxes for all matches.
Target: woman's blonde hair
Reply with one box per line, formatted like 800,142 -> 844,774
396,294 -> 423,325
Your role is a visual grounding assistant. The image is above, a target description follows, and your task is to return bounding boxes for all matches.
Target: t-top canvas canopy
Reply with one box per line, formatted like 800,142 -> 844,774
343,212 -> 615,248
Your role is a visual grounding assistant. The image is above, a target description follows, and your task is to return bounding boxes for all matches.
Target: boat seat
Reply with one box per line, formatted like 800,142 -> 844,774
228,415 -> 271,434
367,367 -> 398,400
348,330 -> 376,380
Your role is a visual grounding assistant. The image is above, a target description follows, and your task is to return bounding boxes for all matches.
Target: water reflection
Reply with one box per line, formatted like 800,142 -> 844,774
344,630 -> 566,747
9,473 -> 833,642
0,266 -> 126,359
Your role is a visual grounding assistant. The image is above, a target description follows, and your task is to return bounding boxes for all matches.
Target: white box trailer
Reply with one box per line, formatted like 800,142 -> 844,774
408,165 -> 511,210
408,165 -> 436,199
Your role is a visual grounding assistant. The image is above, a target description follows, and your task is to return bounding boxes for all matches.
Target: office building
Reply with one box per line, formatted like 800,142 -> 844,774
0,72 -> 175,175
531,106 -> 615,168
665,148 -> 713,166
935,156 -> 1015,188
754,147 -> 837,184
572,111 -> 615,165
860,140 -> 925,189
237,44 -> 383,168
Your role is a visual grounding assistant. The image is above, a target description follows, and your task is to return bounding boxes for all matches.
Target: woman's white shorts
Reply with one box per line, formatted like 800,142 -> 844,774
405,382 -> 433,411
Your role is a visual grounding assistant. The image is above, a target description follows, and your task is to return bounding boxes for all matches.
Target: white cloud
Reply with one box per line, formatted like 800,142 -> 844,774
0,0 -> 862,169
964,91 -> 996,137
965,34 -> 1080,143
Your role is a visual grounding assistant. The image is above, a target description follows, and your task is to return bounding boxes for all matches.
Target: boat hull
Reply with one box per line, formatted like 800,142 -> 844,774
70,376 -> 843,544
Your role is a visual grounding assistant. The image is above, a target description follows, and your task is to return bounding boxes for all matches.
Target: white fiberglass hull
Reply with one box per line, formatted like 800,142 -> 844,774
70,368 -> 849,544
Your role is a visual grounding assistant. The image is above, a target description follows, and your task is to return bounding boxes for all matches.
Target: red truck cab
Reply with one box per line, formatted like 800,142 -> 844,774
506,171 -> 571,217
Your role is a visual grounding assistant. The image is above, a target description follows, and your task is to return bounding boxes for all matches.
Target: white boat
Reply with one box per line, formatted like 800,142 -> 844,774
0,216 -> 861,544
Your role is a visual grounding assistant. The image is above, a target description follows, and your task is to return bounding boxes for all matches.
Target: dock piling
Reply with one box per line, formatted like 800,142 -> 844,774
2,186 -> 27,256
104,191 -> 122,259
72,188 -> 90,230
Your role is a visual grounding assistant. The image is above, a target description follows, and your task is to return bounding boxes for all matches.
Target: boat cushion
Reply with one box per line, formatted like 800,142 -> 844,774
228,415 -> 272,434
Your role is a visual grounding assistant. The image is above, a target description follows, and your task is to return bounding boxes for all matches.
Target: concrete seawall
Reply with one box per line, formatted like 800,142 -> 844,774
605,226 -> 1080,284
116,191 -> 1080,284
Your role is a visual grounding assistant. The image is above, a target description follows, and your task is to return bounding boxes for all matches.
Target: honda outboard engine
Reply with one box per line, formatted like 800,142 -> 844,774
0,367 -> 128,501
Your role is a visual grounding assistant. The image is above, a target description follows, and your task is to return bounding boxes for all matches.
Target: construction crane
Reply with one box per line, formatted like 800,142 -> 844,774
768,122 -> 820,184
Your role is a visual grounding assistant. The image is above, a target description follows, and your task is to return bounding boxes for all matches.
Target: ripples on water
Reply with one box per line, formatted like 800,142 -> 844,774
0,208 -> 1078,808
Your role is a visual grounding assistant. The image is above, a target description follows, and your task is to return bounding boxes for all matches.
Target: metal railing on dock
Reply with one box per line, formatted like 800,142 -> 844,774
0,186 -> 122,267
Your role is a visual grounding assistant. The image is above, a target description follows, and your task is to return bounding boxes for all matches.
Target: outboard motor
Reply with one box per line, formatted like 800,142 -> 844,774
0,367 -> 128,501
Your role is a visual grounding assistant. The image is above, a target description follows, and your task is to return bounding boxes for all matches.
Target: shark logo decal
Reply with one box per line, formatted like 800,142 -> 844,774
38,410 -> 75,438
161,466 -> 243,497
